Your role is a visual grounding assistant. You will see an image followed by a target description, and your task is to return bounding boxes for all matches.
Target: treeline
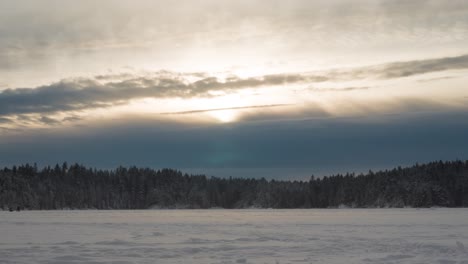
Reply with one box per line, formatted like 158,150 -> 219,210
0,160 -> 467,210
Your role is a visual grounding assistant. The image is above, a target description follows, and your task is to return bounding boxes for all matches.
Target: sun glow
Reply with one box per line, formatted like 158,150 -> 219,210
111,95 -> 248,123
209,109 -> 238,123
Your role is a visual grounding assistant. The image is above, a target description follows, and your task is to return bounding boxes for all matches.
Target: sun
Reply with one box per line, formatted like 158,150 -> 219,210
209,110 -> 237,123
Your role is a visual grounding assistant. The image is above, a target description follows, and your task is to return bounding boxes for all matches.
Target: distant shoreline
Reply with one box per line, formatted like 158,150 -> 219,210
2,160 -> 467,210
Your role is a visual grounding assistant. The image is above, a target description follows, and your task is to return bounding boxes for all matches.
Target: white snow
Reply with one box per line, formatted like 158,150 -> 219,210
1,209 -> 468,264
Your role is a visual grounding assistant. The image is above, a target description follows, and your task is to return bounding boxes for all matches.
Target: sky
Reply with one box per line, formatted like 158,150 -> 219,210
1,0 -> 468,179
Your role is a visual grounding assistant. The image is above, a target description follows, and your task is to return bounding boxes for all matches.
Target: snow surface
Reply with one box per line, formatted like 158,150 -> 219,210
1,209 -> 467,264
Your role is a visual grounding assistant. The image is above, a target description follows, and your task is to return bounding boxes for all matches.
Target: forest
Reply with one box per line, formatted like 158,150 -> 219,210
1,160 -> 467,210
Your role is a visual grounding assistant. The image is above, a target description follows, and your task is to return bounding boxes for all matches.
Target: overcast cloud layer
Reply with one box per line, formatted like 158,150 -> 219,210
2,0 -> 468,87
1,0 -> 467,178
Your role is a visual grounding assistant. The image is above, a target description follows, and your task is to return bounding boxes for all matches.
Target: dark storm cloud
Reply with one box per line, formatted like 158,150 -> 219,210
1,110 -> 467,178
1,54 -> 468,120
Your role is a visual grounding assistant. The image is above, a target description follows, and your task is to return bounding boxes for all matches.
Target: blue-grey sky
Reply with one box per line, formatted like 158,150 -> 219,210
1,0 -> 468,179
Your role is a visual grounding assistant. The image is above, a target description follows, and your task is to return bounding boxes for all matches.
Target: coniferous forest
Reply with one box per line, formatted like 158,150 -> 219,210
0,160 -> 467,210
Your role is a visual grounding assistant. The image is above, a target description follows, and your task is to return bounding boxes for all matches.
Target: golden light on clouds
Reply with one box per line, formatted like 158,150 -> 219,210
1,0 -> 468,133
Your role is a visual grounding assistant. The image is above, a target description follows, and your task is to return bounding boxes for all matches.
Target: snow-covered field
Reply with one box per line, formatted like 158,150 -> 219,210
0,209 -> 467,264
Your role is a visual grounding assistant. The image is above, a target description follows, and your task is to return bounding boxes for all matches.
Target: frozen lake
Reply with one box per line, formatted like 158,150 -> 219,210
1,209 -> 467,264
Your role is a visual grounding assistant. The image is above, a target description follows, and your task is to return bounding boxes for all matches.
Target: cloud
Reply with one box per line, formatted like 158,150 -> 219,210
333,54 -> 468,80
0,73 -> 318,117
160,104 -> 293,115
39,116 -> 60,125
1,54 -> 468,122
306,87 -> 370,92
416,76 -> 460,83
0,117 -> 12,124
62,115 -> 83,122
377,54 -> 468,79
